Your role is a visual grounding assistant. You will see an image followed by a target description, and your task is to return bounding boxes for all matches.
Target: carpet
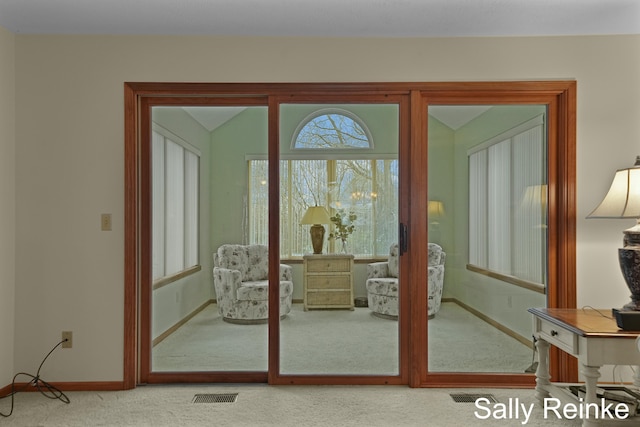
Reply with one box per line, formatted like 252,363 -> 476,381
153,302 -> 533,374
7,384 -> 629,427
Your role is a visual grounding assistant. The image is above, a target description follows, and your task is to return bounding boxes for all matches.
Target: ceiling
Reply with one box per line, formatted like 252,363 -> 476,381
0,0 -> 638,37
181,107 -> 248,132
8,1 -> 634,131
177,104 -> 490,133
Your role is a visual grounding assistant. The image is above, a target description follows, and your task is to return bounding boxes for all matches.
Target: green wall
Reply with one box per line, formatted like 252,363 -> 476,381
207,103 -> 548,338
431,105 -> 548,340
151,107 -> 213,339
209,107 -> 269,248
210,104 -> 399,249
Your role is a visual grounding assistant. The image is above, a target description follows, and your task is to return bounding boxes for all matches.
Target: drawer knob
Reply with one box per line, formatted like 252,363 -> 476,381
550,330 -> 558,337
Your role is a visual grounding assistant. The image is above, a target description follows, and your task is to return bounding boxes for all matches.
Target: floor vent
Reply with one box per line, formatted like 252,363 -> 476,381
192,393 -> 238,403
450,393 -> 497,403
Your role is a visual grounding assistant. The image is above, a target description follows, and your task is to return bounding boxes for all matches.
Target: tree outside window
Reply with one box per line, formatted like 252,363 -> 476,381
249,109 -> 398,257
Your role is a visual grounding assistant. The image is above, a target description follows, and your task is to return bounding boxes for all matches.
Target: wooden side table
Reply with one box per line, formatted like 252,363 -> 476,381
529,307 -> 640,427
303,254 -> 354,311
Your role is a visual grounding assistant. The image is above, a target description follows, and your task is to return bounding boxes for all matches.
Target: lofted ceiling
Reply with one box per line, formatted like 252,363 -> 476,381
0,0 -> 638,37
182,107 -> 248,132
178,104 -> 491,133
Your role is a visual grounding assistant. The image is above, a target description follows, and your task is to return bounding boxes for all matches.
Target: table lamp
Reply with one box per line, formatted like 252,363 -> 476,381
301,206 -> 331,254
587,156 -> 640,311
428,200 -> 445,225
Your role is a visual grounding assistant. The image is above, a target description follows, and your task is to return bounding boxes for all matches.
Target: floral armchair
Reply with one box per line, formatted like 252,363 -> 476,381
213,244 -> 293,324
366,243 -> 445,319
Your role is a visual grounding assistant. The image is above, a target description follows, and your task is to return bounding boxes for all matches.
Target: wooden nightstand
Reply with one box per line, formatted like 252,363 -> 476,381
303,254 -> 354,311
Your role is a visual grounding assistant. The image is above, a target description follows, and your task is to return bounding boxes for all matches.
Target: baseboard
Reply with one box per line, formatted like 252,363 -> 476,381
153,299 -> 213,347
443,298 -> 534,350
0,383 -> 11,396
1,381 -> 125,394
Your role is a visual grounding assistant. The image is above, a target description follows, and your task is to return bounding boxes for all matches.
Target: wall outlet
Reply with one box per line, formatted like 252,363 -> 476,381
62,331 -> 73,348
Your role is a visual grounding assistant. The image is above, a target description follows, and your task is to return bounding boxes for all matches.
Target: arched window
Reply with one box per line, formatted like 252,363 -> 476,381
292,109 -> 373,149
249,107 -> 395,258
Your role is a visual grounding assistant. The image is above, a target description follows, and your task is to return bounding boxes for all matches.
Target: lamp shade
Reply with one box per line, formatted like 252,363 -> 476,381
520,184 -> 548,211
428,200 -> 445,218
587,158 -> 640,219
300,206 -> 331,224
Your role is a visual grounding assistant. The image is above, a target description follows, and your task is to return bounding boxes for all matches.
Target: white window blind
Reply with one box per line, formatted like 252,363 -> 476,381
152,127 -> 200,281
468,115 -> 546,285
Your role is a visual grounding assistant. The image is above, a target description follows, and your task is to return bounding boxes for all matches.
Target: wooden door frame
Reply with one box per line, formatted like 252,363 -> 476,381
267,93 -> 411,385
123,81 -> 576,389
413,82 -> 577,387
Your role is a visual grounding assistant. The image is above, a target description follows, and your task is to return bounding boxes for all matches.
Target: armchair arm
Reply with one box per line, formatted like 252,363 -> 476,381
428,265 -> 445,287
279,264 -> 293,281
213,267 -> 242,299
367,262 -> 389,279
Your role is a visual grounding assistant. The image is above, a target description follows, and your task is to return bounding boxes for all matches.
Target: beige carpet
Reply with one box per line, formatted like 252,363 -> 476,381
3,384 -> 638,427
152,302 -> 533,374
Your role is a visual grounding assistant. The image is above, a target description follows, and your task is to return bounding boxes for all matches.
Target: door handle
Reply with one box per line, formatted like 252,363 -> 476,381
399,223 -> 408,255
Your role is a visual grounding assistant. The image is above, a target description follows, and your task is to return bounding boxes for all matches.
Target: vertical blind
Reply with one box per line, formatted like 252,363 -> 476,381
468,116 -> 546,285
152,127 -> 200,281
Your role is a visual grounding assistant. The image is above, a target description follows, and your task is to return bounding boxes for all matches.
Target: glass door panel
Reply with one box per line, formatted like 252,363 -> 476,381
151,105 -> 270,372
278,103 -> 400,375
427,105 -> 548,373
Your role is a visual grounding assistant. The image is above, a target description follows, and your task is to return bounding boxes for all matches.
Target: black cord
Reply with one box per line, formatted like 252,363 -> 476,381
0,339 -> 70,417
582,305 -> 614,319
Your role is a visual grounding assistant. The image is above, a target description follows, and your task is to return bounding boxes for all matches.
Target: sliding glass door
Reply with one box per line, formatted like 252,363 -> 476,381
141,99 -> 272,382
276,102 -> 402,377
427,105 -> 548,375
125,81 -> 575,387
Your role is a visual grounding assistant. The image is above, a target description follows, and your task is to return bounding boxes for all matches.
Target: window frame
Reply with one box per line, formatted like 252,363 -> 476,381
290,107 -> 375,150
247,154 -> 398,259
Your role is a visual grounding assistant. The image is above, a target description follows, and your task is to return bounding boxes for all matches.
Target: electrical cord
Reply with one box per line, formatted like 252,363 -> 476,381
581,305 -> 614,319
0,339 -> 70,417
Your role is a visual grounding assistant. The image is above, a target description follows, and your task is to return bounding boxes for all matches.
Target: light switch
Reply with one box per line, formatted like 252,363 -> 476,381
101,213 -> 112,231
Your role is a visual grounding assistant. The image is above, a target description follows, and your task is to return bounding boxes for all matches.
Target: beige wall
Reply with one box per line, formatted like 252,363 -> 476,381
8,33 -> 640,383
0,26 -> 15,387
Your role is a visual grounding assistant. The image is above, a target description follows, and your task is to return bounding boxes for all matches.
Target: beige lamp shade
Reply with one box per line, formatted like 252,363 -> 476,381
587,162 -> 640,219
301,206 -> 331,254
427,200 -> 445,218
301,206 -> 331,224
521,184 -> 548,209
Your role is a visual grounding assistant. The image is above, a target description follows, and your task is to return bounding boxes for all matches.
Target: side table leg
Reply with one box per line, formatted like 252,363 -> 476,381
580,364 -> 601,427
636,338 -> 640,388
534,337 -> 551,404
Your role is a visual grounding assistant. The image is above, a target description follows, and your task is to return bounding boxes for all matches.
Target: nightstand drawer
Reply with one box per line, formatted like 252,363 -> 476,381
307,290 -> 352,306
306,258 -> 351,273
537,319 -> 578,354
307,275 -> 351,290
303,254 -> 354,310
